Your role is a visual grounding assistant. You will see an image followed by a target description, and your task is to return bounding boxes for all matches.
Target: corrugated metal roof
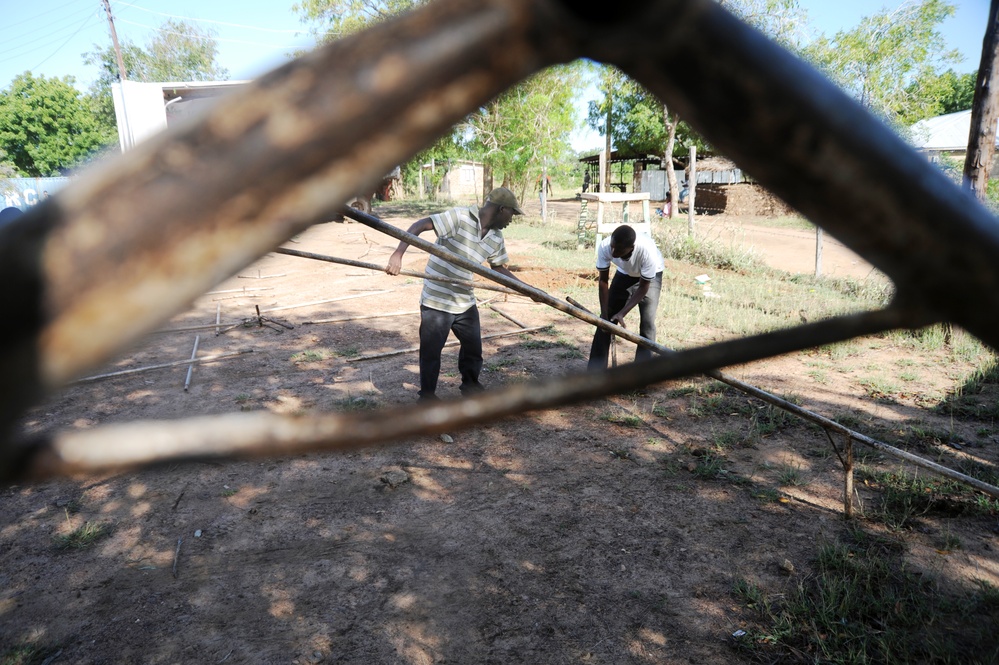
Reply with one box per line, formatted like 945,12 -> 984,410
910,110 -> 999,152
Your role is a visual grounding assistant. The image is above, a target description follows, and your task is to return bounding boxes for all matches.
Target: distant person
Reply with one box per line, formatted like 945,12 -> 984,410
588,224 -> 665,370
0,206 -> 23,228
582,170 -> 591,193
386,187 -> 537,400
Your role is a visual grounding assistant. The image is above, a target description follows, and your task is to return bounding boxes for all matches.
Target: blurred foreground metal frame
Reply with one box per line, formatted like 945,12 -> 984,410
1,0 -> 997,493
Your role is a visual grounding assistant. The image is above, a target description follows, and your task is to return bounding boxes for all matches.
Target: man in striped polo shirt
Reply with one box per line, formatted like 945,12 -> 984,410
386,187 -> 532,400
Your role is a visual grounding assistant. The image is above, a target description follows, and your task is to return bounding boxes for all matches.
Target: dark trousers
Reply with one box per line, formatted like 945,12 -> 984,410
588,271 -> 663,371
419,305 -> 483,397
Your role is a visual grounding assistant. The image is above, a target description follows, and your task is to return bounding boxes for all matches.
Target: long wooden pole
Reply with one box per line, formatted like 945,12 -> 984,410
72,349 -> 253,384
342,206 -> 999,500
275,247 -> 522,296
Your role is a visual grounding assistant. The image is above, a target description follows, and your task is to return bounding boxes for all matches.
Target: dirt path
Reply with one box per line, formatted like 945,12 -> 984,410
1,206 -> 993,665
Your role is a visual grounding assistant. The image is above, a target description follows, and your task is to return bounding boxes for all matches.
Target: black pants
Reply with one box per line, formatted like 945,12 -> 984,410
588,271 -> 663,371
419,305 -> 483,398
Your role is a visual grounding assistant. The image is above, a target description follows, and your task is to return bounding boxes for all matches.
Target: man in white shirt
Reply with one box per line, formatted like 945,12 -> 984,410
588,225 -> 665,370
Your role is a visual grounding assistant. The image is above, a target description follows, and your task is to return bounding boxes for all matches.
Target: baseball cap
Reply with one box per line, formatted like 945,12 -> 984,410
485,187 -> 524,215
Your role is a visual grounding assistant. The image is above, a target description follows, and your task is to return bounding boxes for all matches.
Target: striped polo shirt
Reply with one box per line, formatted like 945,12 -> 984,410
421,205 -> 509,314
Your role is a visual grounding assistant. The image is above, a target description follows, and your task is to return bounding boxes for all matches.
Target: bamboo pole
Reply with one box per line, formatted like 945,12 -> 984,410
274,247 -> 522,296
303,310 -> 419,325
72,349 -> 253,384
341,207 -> 999,500
260,291 -> 391,314
183,335 -> 200,392
347,326 -> 548,362
488,305 -> 529,329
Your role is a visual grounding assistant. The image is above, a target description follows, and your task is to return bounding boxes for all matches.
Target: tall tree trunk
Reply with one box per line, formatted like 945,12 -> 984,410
964,0 -> 999,201
604,86 -> 612,192
662,103 -> 679,219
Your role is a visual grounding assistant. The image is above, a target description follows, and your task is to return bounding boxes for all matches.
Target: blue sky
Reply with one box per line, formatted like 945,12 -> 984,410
0,0 -> 989,151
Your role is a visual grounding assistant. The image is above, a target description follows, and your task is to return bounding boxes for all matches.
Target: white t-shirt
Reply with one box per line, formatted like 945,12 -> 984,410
596,232 -> 664,279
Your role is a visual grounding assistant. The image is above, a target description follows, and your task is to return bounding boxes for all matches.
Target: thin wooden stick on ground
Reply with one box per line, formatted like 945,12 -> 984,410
302,310 -> 419,325
260,291 -> 391,313
184,335 -> 201,392
71,349 -> 253,384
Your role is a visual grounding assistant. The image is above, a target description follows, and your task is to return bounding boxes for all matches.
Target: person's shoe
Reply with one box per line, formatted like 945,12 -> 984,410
418,392 -> 439,402
459,381 -> 485,395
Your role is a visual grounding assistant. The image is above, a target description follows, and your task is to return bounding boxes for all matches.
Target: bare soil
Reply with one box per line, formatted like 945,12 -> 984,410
2,198 -> 996,664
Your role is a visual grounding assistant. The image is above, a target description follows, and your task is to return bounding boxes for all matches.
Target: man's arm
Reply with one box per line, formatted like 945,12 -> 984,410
386,217 -> 434,275
611,278 -> 651,326
596,269 -> 611,319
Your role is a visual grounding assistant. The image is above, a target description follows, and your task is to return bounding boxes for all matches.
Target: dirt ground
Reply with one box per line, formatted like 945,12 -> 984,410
2,197 -> 996,664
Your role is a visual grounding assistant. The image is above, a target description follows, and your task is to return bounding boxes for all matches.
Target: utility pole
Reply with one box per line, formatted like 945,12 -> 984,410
101,0 -> 128,82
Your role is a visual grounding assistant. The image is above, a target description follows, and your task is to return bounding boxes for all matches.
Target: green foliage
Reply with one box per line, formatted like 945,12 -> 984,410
734,528 -> 999,664
293,0 -> 425,42
718,0 -> 808,50
465,64 -> 583,199
804,0 -> 961,128
918,68 -> 977,115
53,521 -> 113,549
0,73 -> 107,176
586,69 -> 709,159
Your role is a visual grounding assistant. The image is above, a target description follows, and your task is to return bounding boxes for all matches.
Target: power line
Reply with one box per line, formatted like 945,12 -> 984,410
0,0 -> 89,32
30,13 -> 101,73
0,11 -> 99,61
113,0 -> 305,34
0,10 -> 95,54
117,18 -> 305,49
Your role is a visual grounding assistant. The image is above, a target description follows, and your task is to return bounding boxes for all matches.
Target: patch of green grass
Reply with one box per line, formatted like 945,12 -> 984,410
235,393 -> 252,403
656,227 -> 766,272
859,468 -> 993,530
520,338 -> 576,351
859,375 -> 902,400
733,527 -> 999,664
332,396 -> 379,412
749,485 -> 784,503
484,358 -> 518,371
937,356 -> 999,420
600,413 -> 644,428
748,403 -> 795,439
691,453 -> 725,479
806,369 -> 828,384
290,348 -> 333,363
54,521 -> 113,550
776,462 -> 806,487
712,430 -> 742,451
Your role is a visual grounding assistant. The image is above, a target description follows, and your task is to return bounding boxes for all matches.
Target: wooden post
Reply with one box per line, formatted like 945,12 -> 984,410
599,149 -> 607,194
540,164 -> 549,223
183,335 -> 200,391
844,434 -> 854,519
815,227 -> 824,277
963,1 -> 999,201
687,145 -> 697,236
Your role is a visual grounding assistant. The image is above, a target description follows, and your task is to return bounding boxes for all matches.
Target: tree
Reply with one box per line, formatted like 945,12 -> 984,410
465,64 -> 582,201
83,20 -> 228,148
921,69 -> 978,114
0,73 -> 106,176
294,0 -> 426,43
805,0 -> 961,128
718,0 -> 807,50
